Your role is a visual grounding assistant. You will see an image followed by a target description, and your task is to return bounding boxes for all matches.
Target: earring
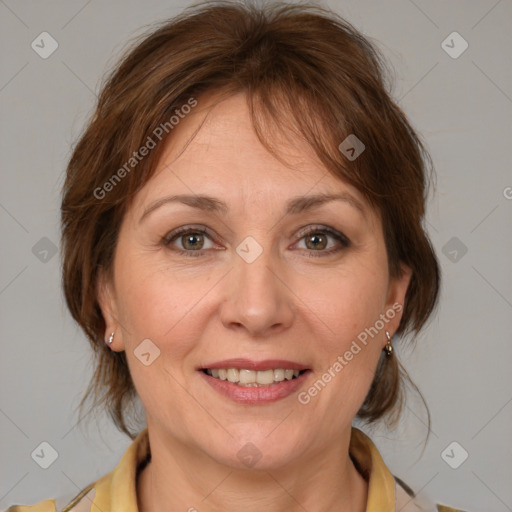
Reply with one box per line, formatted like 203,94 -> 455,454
384,330 -> 393,356
107,332 -> 114,345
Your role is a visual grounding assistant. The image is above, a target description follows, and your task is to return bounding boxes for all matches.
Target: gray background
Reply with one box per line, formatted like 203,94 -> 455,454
1,1 -> 511,511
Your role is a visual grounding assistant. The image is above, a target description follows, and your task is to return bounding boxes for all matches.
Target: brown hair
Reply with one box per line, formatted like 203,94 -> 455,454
61,0 -> 440,439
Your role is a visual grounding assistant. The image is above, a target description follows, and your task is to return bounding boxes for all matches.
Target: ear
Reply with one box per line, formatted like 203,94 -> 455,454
383,263 -> 412,339
96,268 -> 125,351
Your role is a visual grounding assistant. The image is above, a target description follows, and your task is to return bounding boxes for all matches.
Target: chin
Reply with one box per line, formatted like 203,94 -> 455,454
203,430 -> 307,472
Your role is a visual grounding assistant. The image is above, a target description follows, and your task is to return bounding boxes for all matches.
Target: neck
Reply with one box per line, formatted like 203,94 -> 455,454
137,425 -> 368,512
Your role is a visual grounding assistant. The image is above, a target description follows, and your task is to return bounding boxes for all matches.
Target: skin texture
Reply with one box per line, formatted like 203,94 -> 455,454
98,91 -> 411,512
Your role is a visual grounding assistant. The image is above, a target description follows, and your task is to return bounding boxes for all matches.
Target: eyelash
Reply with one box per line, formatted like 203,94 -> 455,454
162,225 -> 350,258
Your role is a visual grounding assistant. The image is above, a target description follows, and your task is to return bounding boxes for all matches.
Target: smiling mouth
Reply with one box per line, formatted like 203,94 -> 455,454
201,368 -> 309,387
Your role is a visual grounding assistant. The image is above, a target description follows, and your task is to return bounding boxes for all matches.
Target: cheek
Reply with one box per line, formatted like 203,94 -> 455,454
294,265 -> 388,413
114,262 -> 210,428
114,248 -> 212,339
112,253 -> 232,399
300,261 -> 389,348
112,253 -> 213,405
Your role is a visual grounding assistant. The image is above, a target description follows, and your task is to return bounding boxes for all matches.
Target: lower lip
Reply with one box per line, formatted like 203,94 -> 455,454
199,370 -> 311,404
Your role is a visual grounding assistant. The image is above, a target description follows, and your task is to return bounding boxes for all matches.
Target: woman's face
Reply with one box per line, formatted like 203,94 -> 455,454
99,91 -> 410,469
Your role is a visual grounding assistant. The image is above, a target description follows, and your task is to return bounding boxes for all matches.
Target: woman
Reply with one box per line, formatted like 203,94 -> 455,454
7,1 -> 465,511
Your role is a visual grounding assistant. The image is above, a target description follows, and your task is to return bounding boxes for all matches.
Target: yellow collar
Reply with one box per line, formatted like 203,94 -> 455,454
349,427 -> 397,510
88,426 -> 399,512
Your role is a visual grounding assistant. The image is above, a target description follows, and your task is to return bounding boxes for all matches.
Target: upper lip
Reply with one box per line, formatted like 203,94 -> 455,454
199,358 -> 310,371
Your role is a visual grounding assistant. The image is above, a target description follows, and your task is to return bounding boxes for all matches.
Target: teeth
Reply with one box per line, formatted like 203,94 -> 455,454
274,369 -> 285,382
256,369 -> 274,385
204,368 -> 305,386
226,368 -> 239,383
239,369 -> 256,384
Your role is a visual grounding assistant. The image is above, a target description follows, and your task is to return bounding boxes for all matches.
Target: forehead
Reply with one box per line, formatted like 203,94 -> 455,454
160,93 -> 323,178
132,91 -> 371,218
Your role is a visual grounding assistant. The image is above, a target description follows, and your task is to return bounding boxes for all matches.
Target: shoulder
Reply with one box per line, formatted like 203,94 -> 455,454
4,500 -> 56,512
4,428 -> 148,512
4,484 -> 96,512
395,477 -> 468,512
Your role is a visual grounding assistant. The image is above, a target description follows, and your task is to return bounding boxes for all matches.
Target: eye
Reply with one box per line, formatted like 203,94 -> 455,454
163,226 -> 217,257
293,226 -> 350,257
162,224 -> 350,258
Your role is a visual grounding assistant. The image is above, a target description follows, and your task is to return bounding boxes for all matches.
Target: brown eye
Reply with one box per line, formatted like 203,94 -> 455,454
180,232 -> 205,250
304,232 -> 328,250
295,226 -> 350,257
163,226 -> 216,257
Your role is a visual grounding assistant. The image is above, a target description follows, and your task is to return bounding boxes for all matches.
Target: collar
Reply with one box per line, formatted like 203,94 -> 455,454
349,427 -> 397,510
89,426 -> 398,512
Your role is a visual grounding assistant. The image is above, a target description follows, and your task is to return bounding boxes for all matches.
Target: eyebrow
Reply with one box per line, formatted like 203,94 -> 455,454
139,192 -> 366,223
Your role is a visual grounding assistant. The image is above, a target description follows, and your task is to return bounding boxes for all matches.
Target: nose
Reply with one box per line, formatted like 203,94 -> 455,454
219,240 -> 295,338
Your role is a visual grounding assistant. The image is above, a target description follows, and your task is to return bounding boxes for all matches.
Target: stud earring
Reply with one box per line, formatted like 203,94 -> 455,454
384,330 -> 393,356
107,332 -> 114,345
